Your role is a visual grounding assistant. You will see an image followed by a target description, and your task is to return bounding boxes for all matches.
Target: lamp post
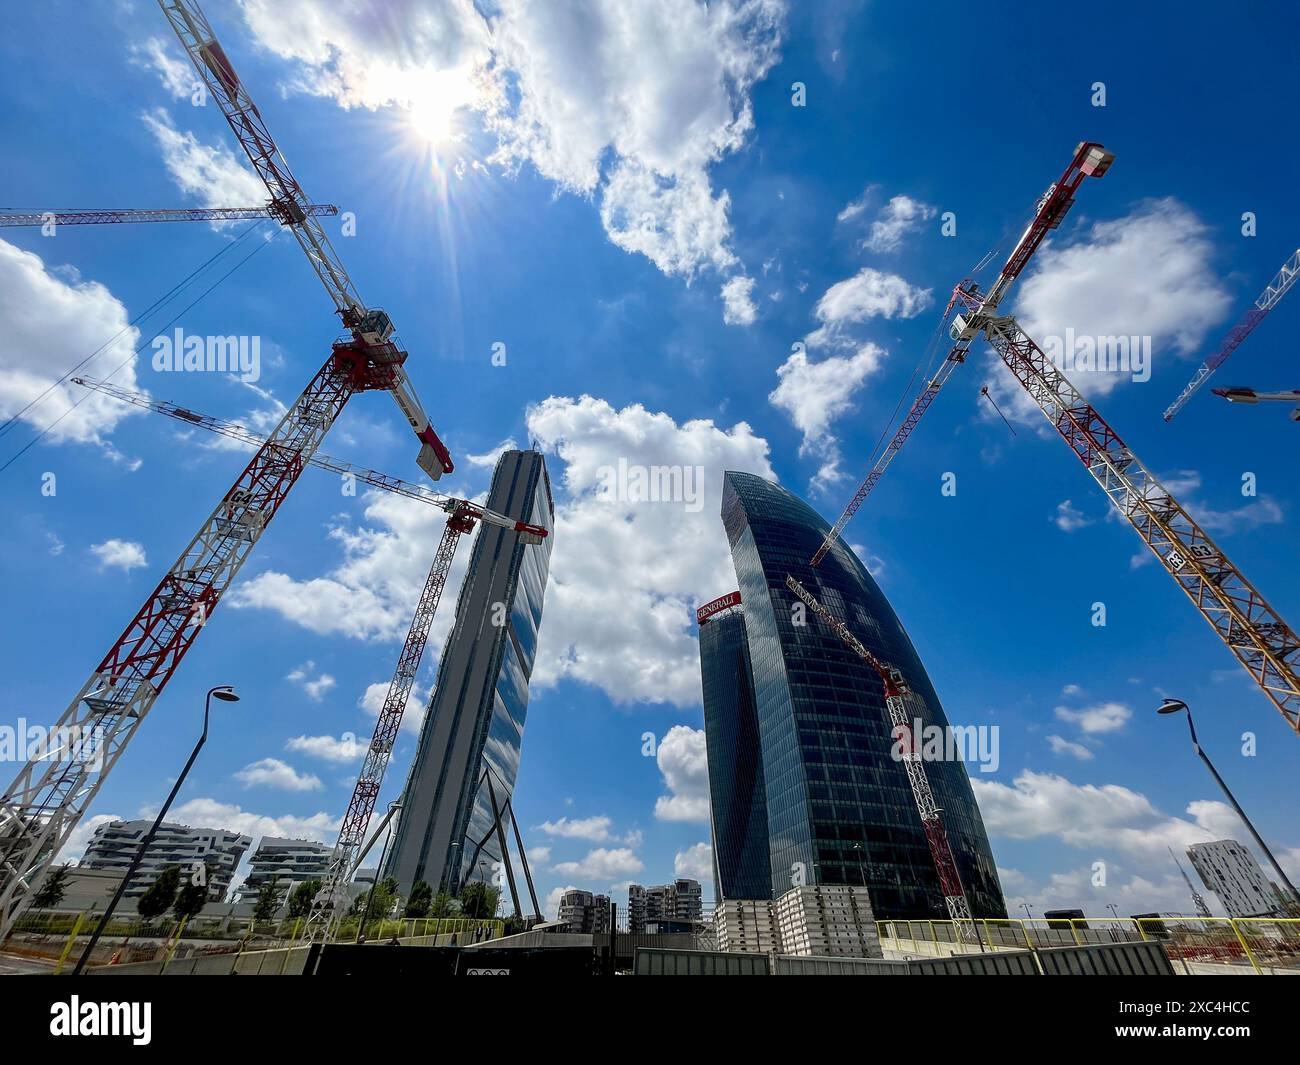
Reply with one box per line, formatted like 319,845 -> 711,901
72,685 -> 239,975
1157,698 -> 1299,904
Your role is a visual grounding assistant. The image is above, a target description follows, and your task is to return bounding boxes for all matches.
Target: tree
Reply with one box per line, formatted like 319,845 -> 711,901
136,866 -> 180,921
31,864 -> 70,909
459,881 -> 501,920
173,882 -> 208,922
404,880 -> 433,918
253,878 -> 283,922
429,890 -> 456,919
287,879 -> 321,920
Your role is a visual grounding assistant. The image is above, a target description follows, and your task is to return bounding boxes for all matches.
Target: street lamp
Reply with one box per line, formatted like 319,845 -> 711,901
1021,902 -> 1033,920
1157,698 -> 1299,904
72,685 -> 239,975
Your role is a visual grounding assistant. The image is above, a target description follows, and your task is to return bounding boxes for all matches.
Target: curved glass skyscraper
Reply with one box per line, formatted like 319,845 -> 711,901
385,450 -> 553,896
710,471 -> 1005,919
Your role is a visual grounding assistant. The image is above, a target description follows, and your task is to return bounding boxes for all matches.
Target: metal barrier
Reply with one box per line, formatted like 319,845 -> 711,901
634,948 -> 770,975
1036,941 -> 1175,976
877,917 -> 1300,975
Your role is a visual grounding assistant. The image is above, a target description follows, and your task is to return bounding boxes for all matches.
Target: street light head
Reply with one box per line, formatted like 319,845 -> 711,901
1157,698 -> 1187,716
212,686 -> 240,703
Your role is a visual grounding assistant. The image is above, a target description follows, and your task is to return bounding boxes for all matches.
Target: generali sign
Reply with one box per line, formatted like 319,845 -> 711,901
696,591 -> 741,625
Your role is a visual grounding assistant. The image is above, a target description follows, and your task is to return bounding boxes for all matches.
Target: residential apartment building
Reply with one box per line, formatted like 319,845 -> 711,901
80,819 -> 250,903
557,889 -> 616,934
242,837 -> 332,898
1188,840 -> 1286,918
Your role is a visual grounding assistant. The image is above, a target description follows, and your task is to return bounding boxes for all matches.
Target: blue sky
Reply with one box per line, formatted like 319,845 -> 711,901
2,0 -> 1298,921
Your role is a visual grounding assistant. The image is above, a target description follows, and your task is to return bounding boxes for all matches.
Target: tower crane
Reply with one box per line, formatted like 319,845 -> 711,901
0,204 -> 338,228
68,375 -> 548,941
811,142 -> 1114,567
0,0 -> 456,937
808,145 -> 1300,735
157,0 -> 451,484
1163,248 -> 1300,421
785,576 -> 979,942
1212,386 -> 1300,421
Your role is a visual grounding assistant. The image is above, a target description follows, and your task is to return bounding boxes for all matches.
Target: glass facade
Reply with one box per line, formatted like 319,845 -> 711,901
385,450 -> 553,896
720,471 -> 1005,919
699,607 -> 772,901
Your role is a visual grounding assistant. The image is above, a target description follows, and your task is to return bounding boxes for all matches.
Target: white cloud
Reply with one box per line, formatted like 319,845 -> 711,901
357,679 -> 431,737
286,661 -> 337,702
768,342 -> 884,492
1152,469 -> 1284,536
130,37 -> 195,100
862,194 -> 936,253
229,489 -> 470,657
720,274 -> 758,326
1054,701 -> 1132,734
140,108 -> 266,210
551,847 -> 644,880
167,797 -> 339,846
526,395 -> 775,706
536,815 -> 615,842
674,841 -> 713,880
0,241 -> 143,448
234,757 -> 324,792
653,725 -> 711,823
805,268 -> 932,351
528,845 -> 553,865
464,438 -> 518,469
972,770 -> 1245,860
1046,735 -> 1094,761
236,0 -> 786,321
90,539 -> 147,573
1052,500 -> 1091,533
285,733 -> 366,763
987,198 -> 1233,422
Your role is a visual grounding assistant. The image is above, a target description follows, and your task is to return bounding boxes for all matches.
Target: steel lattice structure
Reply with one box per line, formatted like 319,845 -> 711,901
1164,248 -> 1300,421
982,312 -> 1300,731
0,204 -> 337,228
0,0 -> 454,937
811,142 -> 1115,567
785,577 -> 978,939
0,349 -> 372,935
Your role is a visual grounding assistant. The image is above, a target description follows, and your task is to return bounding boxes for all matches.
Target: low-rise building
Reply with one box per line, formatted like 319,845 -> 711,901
80,819 -> 250,903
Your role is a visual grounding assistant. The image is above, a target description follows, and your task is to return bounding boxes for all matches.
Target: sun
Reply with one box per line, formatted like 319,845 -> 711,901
408,95 -> 457,147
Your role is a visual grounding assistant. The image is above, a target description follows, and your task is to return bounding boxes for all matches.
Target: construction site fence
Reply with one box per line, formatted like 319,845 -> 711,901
876,916 -> 1300,975
2,910 -> 505,974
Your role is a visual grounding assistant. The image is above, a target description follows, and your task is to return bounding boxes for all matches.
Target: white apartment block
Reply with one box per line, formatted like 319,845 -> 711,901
1188,840 -> 1285,919
715,898 -> 781,955
80,819 -> 251,903
243,837 -> 332,898
557,889 -> 615,933
773,885 -> 882,958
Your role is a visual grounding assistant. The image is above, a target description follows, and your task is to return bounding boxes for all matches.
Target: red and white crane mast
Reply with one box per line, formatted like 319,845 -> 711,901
157,0 -> 452,482
0,0 -> 454,936
811,143 -> 1114,566
785,577 -> 978,940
